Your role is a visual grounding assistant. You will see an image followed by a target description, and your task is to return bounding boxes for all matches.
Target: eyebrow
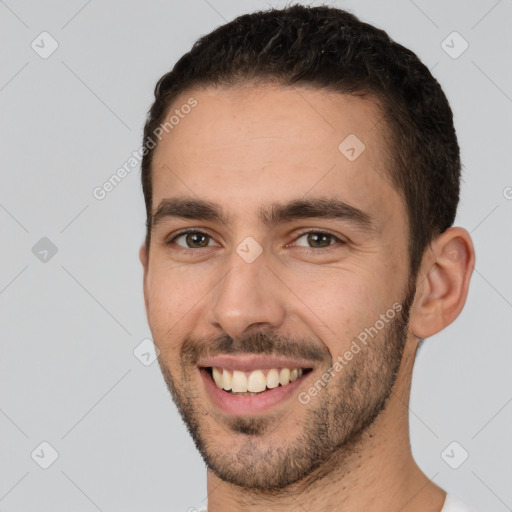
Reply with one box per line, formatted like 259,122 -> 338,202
151,196 -> 375,232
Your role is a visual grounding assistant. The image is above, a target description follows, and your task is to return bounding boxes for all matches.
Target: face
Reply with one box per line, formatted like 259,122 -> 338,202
141,84 -> 416,490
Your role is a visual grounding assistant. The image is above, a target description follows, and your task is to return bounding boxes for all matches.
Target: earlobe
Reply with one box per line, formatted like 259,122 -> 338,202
409,227 -> 475,339
139,243 -> 150,318
139,243 -> 148,271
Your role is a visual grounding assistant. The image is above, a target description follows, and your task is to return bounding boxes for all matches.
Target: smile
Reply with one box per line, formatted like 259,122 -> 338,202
207,366 -> 312,395
197,355 -> 315,415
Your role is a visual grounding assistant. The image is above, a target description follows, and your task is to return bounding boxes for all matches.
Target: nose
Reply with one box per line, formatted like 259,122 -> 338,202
206,249 -> 287,339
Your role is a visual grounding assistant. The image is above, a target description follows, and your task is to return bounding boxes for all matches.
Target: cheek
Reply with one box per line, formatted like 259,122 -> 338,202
287,265 -> 398,345
145,271 -> 201,347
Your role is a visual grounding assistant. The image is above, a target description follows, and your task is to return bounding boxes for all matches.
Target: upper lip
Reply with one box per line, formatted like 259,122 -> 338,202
197,354 -> 316,373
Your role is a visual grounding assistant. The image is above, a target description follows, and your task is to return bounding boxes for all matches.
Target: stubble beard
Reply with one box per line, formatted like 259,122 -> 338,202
157,279 -> 416,492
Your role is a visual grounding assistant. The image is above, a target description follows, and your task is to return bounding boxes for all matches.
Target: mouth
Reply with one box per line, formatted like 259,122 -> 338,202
205,366 -> 313,396
197,356 -> 315,415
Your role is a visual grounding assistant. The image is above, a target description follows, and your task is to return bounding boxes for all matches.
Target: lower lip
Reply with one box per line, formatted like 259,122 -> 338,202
200,368 -> 310,415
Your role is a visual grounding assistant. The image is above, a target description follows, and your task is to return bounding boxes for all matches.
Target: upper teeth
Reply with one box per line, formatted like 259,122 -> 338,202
212,367 -> 304,393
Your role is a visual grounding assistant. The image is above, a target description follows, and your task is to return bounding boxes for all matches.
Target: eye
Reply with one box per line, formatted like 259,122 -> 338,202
292,231 -> 345,249
168,230 -> 218,249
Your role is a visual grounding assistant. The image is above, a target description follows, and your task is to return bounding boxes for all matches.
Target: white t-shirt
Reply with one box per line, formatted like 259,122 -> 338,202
442,494 -> 474,511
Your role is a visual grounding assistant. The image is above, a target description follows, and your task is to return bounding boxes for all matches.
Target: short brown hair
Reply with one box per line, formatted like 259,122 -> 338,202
141,4 -> 460,277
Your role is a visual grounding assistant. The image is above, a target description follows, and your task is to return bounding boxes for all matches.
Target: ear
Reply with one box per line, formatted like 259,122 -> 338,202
409,227 -> 475,339
139,243 -> 150,319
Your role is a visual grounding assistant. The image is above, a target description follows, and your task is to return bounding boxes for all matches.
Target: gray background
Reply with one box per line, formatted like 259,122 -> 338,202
1,0 -> 511,511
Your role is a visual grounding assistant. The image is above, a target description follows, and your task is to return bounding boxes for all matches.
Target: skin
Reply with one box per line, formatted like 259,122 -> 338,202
139,84 -> 475,511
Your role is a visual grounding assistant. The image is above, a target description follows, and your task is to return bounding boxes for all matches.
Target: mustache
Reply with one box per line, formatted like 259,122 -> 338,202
180,331 -> 329,367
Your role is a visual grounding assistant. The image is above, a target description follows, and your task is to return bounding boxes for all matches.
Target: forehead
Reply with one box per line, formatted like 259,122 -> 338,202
150,84 -> 402,227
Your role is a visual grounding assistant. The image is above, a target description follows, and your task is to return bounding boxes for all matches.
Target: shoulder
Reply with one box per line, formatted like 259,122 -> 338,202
442,493 -> 475,512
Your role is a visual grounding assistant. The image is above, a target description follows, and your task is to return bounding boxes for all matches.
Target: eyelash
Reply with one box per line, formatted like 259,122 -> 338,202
165,229 -> 346,253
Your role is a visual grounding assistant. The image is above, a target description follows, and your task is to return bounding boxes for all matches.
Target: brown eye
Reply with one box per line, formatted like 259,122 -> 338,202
293,231 -> 341,249
172,231 -> 214,248
306,232 -> 333,248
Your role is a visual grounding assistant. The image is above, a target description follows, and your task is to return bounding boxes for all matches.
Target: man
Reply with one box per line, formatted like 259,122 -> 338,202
138,4 -> 475,511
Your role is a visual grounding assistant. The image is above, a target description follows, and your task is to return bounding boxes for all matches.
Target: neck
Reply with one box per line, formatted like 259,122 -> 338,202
205,348 -> 446,512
